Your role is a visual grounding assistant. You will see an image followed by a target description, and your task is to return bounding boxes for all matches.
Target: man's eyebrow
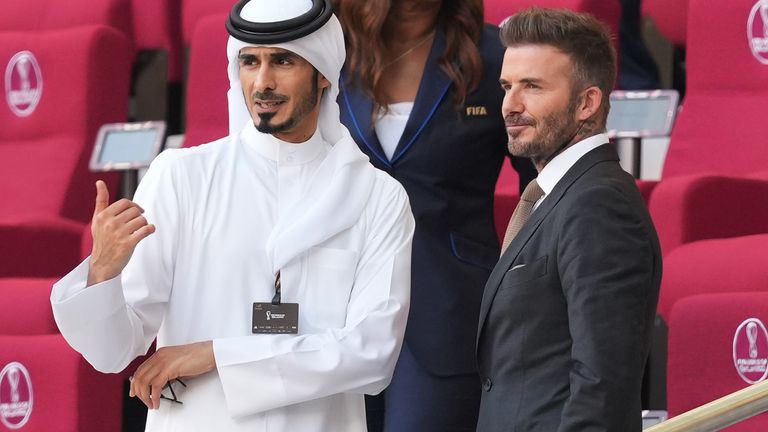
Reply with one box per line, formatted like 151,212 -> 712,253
520,78 -> 544,85
498,77 -> 545,85
269,51 -> 298,60
238,53 -> 256,60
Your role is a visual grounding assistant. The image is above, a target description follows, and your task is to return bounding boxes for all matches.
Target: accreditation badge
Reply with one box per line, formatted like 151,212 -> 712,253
252,303 -> 299,334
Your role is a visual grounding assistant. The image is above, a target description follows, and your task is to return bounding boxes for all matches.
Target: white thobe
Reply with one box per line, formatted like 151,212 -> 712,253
51,124 -> 414,432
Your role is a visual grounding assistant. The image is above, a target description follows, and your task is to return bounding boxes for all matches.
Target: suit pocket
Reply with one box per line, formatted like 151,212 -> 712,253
449,232 -> 498,271
305,247 -> 359,328
500,255 -> 548,289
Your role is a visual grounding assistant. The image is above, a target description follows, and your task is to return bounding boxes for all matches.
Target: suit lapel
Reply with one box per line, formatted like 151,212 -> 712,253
340,28 -> 453,166
339,76 -> 390,166
390,28 -> 453,164
476,144 -> 619,346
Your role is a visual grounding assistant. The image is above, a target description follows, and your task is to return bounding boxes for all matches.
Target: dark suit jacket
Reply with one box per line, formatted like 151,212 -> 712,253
339,24 -> 536,376
476,144 -> 661,431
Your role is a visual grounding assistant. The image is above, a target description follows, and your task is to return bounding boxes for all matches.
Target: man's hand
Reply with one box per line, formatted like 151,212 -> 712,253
87,180 -> 156,286
129,341 -> 216,410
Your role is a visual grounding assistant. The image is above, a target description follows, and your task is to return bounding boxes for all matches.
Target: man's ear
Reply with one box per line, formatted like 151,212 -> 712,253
575,86 -> 603,122
318,73 -> 331,90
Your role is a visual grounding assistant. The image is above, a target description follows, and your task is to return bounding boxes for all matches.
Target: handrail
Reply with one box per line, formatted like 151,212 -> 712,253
645,379 -> 768,431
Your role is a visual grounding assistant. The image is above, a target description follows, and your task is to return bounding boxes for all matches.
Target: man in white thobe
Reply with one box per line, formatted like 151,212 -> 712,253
50,1 -> 414,430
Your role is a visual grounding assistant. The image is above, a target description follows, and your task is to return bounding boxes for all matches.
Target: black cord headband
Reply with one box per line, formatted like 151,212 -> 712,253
226,0 -> 333,44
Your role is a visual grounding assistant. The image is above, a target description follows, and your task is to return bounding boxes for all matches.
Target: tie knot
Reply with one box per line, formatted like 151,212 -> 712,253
520,179 -> 544,203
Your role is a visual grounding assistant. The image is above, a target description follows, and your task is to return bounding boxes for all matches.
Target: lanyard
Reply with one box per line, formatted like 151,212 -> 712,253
272,271 -> 281,305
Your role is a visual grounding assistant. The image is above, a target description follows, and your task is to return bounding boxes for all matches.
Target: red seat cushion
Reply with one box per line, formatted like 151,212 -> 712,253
649,175 -> 768,255
0,278 -> 59,335
658,234 -> 768,322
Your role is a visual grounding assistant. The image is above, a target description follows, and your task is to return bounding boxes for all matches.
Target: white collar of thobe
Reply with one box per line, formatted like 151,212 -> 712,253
536,132 -> 609,196
230,122 -> 376,274
241,121 -> 326,166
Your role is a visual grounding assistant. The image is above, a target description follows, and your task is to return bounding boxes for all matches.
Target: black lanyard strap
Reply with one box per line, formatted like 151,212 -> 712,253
272,271 -> 282,305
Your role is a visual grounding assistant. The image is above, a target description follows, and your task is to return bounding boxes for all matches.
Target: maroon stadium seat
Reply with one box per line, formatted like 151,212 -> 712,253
645,0 -> 768,255
182,0 -> 231,46
0,335 -> 123,431
667,293 -> 768,429
642,0 -> 688,48
0,0 -> 133,42
483,0 -> 621,42
657,234 -> 768,323
0,26 -> 130,277
183,14 -> 230,148
131,0 -> 184,82
0,279 -> 58,335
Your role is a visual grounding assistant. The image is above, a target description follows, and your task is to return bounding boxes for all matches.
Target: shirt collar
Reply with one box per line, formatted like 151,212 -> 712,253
241,121 -> 327,166
536,133 -> 609,196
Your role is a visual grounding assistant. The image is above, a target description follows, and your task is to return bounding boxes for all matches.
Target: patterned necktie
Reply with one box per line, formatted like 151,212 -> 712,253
501,179 -> 545,254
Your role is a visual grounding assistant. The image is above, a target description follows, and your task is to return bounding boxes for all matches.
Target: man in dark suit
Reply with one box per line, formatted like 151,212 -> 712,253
476,8 -> 662,432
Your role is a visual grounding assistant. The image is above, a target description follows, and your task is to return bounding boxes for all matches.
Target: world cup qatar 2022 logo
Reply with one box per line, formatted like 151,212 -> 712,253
0,362 -> 34,429
733,318 -> 768,384
4,51 -> 43,117
748,0 -> 768,64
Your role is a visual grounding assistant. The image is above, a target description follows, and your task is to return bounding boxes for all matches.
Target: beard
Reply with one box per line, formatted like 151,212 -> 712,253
253,70 -> 320,135
506,95 -> 581,165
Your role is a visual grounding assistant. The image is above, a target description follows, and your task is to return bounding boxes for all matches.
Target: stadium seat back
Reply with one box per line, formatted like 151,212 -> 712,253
184,14 -> 230,148
0,26 -> 130,222
663,0 -> 768,178
0,0 -> 133,45
642,0 -> 688,47
182,0 -> 232,46
667,292 -> 768,430
131,0 -> 183,81
483,0 -> 621,44
0,335 -> 122,431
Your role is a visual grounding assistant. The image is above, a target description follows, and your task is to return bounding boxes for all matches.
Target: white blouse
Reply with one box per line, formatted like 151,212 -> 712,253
374,101 -> 414,160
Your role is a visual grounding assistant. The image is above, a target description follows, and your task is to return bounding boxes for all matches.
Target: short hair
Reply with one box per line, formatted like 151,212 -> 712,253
500,8 -> 616,122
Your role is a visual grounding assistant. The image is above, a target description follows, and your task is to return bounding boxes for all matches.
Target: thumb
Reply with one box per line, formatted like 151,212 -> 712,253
93,180 -> 109,217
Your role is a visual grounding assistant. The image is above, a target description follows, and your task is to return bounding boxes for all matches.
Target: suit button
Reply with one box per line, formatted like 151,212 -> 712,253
483,377 -> 493,392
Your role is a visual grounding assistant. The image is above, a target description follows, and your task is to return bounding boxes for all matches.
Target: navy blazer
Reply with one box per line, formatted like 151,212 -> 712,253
339,24 -> 536,376
476,144 -> 662,431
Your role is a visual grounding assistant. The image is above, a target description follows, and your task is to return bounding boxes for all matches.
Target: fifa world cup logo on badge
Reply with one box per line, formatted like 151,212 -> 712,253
734,318 -> 768,384
748,0 -> 768,64
0,362 -> 34,429
4,51 -> 43,117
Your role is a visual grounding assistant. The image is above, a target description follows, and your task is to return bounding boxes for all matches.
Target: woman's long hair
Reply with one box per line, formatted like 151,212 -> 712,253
332,0 -> 484,109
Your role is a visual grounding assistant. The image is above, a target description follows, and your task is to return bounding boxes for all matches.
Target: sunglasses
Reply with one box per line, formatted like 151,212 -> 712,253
159,378 -> 187,404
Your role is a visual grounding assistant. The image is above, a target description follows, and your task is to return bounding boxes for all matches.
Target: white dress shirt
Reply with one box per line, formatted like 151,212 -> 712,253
51,123 -> 415,432
534,133 -> 610,209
